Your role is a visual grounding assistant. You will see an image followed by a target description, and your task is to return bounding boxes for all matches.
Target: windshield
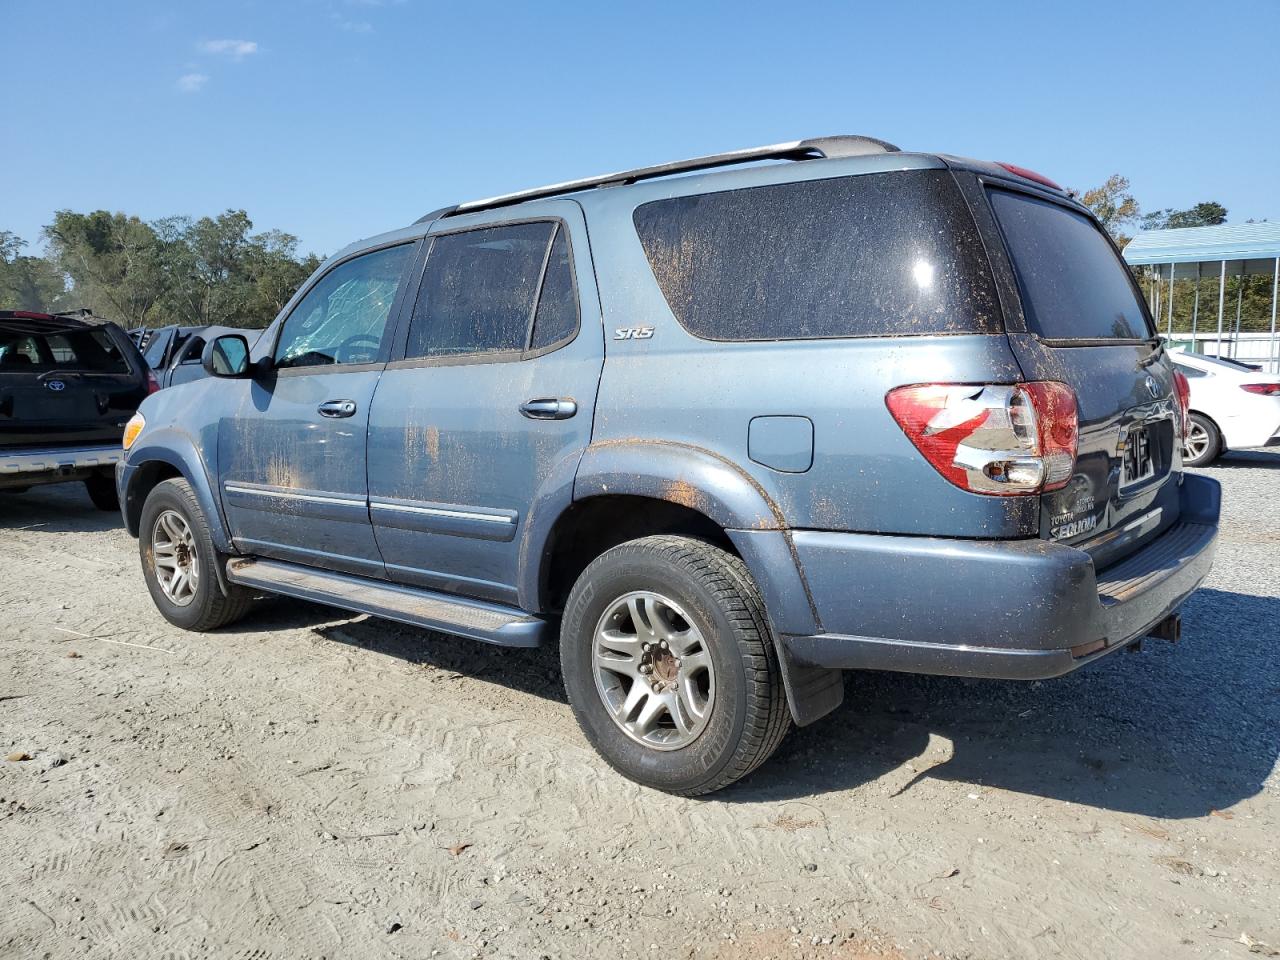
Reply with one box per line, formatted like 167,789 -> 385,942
989,188 -> 1153,341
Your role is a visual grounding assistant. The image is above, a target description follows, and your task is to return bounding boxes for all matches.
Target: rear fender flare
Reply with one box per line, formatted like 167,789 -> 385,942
563,440 -> 841,726
572,439 -> 785,532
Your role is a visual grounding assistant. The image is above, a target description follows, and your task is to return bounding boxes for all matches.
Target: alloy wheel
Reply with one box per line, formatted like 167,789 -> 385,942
151,509 -> 200,606
591,591 -> 716,751
1183,420 -> 1210,463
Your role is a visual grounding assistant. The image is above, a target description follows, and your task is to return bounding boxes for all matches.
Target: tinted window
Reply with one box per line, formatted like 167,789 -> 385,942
142,329 -> 171,368
0,328 -> 129,373
989,189 -> 1152,341
530,227 -> 579,349
1173,360 -> 1207,379
632,170 -> 999,341
406,222 -> 556,359
275,244 -> 411,369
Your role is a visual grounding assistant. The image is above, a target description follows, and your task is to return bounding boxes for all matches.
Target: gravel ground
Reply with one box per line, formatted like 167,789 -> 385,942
1,453 -> 1277,960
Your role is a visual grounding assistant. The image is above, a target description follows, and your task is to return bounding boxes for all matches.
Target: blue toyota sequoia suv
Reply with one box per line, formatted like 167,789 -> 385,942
118,137 -> 1219,795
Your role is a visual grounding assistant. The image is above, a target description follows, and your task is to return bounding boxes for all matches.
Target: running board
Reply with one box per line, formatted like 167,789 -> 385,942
225,557 -> 547,648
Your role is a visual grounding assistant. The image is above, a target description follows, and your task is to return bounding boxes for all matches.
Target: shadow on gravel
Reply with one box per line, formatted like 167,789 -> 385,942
0,482 -> 122,533
311,614 -> 569,703
271,585 -> 1276,821
725,587 -> 1279,818
1202,449 -> 1280,470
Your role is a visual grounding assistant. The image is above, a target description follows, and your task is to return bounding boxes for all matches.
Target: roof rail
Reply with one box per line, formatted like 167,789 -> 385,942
414,135 -> 899,223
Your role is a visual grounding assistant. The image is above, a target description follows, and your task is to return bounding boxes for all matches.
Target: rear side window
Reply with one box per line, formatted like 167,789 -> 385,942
0,329 -> 130,373
530,227 -> 579,350
988,189 -> 1153,341
632,169 -> 999,341
405,221 -> 579,359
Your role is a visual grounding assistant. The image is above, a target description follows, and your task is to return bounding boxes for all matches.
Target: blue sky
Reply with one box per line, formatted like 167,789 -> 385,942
6,0 -> 1279,258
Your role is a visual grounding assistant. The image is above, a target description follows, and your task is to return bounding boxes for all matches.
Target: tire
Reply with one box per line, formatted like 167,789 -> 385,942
84,474 -> 120,511
139,477 -> 253,631
560,535 -> 790,796
1182,412 -> 1222,467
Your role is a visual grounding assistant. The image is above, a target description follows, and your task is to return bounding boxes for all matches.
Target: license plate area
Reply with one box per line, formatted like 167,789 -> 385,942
1121,424 -> 1155,487
1118,412 -> 1174,494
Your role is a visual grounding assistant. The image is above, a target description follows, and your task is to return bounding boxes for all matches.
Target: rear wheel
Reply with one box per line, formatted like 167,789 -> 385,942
84,474 -> 119,511
139,478 -> 253,631
560,535 -> 790,796
1182,413 -> 1221,467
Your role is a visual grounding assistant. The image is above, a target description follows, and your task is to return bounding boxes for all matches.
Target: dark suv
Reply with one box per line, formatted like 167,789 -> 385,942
116,136 -> 1219,794
2,311 -> 154,509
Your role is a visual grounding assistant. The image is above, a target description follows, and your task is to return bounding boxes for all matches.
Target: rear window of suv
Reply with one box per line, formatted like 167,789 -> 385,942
632,169 -> 1000,341
0,328 -> 130,373
988,189 -> 1153,341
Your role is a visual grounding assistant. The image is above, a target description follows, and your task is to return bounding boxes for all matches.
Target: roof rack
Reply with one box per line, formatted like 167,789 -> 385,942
415,135 -> 899,223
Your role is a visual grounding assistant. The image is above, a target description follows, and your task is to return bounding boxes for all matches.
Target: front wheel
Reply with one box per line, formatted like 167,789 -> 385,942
139,478 -> 253,631
1182,413 -> 1221,467
560,535 -> 790,796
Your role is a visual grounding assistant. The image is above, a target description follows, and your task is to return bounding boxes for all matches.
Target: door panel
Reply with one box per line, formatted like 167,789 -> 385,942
218,241 -> 417,576
367,206 -> 602,605
219,370 -> 386,576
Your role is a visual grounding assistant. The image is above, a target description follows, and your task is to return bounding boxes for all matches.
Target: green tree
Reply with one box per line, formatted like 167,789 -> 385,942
1080,174 -> 1141,246
43,211 -> 170,326
37,209 -> 321,330
1140,201 -> 1228,231
0,231 -> 70,312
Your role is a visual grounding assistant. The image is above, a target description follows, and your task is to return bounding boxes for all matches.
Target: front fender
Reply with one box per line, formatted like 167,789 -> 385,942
121,430 -> 232,553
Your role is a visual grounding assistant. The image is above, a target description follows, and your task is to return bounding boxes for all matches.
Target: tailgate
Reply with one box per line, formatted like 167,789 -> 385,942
0,324 -> 146,450
983,184 -> 1182,568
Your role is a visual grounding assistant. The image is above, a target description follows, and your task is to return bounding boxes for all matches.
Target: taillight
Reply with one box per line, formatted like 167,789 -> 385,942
1240,383 -> 1280,396
146,370 -> 161,395
994,162 -> 1063,191
1172,369 -> 1191,434
886,382 -> 1079,496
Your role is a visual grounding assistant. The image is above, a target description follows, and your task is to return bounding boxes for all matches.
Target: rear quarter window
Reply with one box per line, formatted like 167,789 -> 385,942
988,188 -> 1153,341
632,169 -> 1000,341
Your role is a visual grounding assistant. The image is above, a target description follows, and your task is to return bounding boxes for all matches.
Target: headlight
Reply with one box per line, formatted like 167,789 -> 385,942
122,413 -> 146,451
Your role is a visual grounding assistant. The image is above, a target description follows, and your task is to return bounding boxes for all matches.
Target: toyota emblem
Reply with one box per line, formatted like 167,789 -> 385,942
1145,375 -> 1159,399
45,379 -> 66,392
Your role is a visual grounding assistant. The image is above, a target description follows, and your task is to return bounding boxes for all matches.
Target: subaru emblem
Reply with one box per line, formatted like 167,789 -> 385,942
45,379 -> 66,392
1145,375 -> 1159,399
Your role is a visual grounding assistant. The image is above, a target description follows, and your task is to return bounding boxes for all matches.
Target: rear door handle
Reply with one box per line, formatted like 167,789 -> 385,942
520,398 -> 577,420
317,399 -> 358,418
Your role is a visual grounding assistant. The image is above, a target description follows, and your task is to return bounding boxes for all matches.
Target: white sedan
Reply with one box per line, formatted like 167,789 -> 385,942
1170,350 -> 1280,465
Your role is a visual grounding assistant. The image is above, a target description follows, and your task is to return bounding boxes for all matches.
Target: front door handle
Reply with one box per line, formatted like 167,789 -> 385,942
520,397 -> 577,420
317,399 -> 358,418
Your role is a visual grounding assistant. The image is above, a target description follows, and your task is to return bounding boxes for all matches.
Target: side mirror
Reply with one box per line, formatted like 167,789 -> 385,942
202,334 -> 251,378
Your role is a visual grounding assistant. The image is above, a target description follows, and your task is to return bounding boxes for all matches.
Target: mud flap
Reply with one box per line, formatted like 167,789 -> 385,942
777,643 -> 843,726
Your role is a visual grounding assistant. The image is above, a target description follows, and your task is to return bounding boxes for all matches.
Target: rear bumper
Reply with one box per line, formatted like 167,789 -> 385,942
782,474 -> 1220,680
1,443 -> 122,480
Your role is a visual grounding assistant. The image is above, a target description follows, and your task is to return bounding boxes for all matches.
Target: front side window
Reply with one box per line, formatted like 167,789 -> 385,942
632,169 -> 1000,341
274,244 -> 412,369
405,221 -> 578,360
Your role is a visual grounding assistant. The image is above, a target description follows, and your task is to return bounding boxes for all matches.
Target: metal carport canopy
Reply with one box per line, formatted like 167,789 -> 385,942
1124,221 -> 1280,275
